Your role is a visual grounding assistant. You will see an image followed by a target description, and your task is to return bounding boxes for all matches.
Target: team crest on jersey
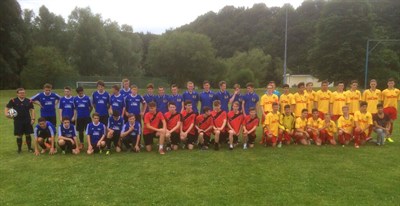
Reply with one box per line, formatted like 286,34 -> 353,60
209,94 -> 214,98
192,95 -> 196,99
252,98 -> 256,102
177,98 -> 182,102
163,99 -> 168,103
224,95 -> 229,99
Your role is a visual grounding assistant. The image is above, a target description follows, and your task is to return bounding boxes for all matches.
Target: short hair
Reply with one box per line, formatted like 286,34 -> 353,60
203,80 -> 210,85
232,101 -> 240,106
62,116 -> 70,122
388,78 -> 395,82
246,82 -> 254,88
219,81 -> 226,86
337,81 -> 344,86
284,105 -> 291,109
301,109 -> 308,113
370,79 -> 377,83
321,80 -> 329,85
184,100 -> 192,106
203,106 -> 211,113
112,110 -> 120,117
43,83 -> 52,89
92,112 -> 100,118
312,108 -> 318,113
272,102 -> 278,106
168,102 -> 176,107
16,88 -> 25,93
127,114 -> 135,119
146,83 -> 154,89
158,86 -> 164,89
282,84 -> 289,88
122,78 -> 129,83
249,107 -> 256,112
97,80 -> 105,87
297,82 -> 305,88
112,84 -> 120,91
351,80 -> 358,84
233,84 -> 241,89
38,117 -> 46,123
64,86 -> 71,91
187,81 -> 194,86
269,81 -> 276,85
171,84 -> 177,88
342,105 -> 349,110
76,86 -> 84,93
148,102 -> 156,108
213,100 -> 221,106
130,84 -> 138,89
360,101 -> 368,107
377,103 -> 383,108
306,82 -> 313,86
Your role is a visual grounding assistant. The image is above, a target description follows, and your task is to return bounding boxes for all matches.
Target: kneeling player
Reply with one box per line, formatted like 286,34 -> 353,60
278,105 -> 295,146
86,113 -> 106,154
242,107 -> 259,149
337,106 -> 354,146
212,100 -> 227,150
106,110 -> 124,154
34,117 -> 57,156
58,117 -> 80,154
164,102 -> 181,150
354,101 -> 373,148
318,113 -> 337,145
121,114 -> 141,152
181,101 -> 197,150
263,102 -> 280,147
143,102 -> 166,154
307,109 -> 322,146
294,109 -> 310,145
196,106 -> 213,150
227,101 -> 244,150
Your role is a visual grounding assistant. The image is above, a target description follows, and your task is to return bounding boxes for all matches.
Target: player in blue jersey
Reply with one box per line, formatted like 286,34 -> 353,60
86,113 -> 106,154
168,84 -> 184,113
106,110 -> 124,154
143,83 -> 156,113
58,86 -> 75,124
74,87 -> 92,149
215,81 -> 231,112
230,84 -> 243,111
121,114 -> 141,153
92,80 -> 110,125
31,83 -> 61,126
199,80 -> 215,114
58,117 -> 79,154
156,86 -> 169,114
269,81 -> 281,98
242,82 -> 260,115
183,81 -> 200,114
120,78 -> 131,98
125,85 -> 147,123
109,84 -> 125,117
33,117 -> 56,156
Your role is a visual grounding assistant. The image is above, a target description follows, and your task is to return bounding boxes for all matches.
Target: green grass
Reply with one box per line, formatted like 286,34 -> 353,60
0,89 -> 399,205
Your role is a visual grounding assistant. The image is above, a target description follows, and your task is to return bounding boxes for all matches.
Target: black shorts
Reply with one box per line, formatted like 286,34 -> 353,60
122,135 -> 138,145
14,119 -> 33,136
247,134 -> 256,145
92,145 -> 105,153
219,132 -> 228,143
36,129 -> 52,139
76,117 -> 91,132
233,135 -> 239,143
144,133 -> 158,146
43,116 -> 56,127
187,134 -> 197,145
170,132 -> 180,145
111,132 -> 121,146
99,115 -> 109,125
58,140 -> 77,151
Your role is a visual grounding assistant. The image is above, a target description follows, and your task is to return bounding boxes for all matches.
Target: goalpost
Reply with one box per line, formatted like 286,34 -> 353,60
76,81 -> 123,89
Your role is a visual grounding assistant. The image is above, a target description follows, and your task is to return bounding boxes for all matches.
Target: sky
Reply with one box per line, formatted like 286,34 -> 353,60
18,0 -> 304,34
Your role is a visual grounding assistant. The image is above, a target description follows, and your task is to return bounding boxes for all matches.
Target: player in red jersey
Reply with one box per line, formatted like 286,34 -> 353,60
227,101 -> 244,150
242,107 -> 259,149
211,100 -> 227,150
180,100 -> 197,150
195,106 -> 214,150
164,102 -> 181,151
143,102 -> 166,154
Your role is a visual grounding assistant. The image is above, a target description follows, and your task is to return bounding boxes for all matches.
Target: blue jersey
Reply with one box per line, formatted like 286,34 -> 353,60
107,116 -> 124,133
215,91 -> 231,112
231,93 -> 244,111
156,95 -> 169,113
92,91 -> 110,116
199,91 -> 215,113
143,94 -> 156,112
74,95 -> 91,118
58,124 -> 77,139
58,96 -> 75,119
273,90 -> 281,98
86,122 -> 106,145
183,91 -> 199,113
31,92 -> 61,117
110,94 -> 125,116
34,121 -> 56,138
122,121 -> 141,137
243,92 -> 259,115
125,94 -> 145,115
120,88 -> 131,98
168,94 -> 183,113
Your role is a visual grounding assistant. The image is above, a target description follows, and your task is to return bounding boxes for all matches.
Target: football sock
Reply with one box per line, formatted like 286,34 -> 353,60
59,144 -> 66,151
26,135 -> 32,149
106,138 -> 111,150
16,137 -> 22,151
79,131 -> 84,143
159,144 -> 163,149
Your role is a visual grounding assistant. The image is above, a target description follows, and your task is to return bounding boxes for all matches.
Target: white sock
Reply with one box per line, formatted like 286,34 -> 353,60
244,143 -> 247,147
159,145 -> 163,149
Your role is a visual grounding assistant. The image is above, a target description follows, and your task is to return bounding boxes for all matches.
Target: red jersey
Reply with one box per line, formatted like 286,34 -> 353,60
164,112 -> 181,133
143,111 -> 165,135
211,110 -> 227,130
243,115 -> 259,135
181,110 -> 196,135
196,114 -> 214,136
227,111 -> 244,134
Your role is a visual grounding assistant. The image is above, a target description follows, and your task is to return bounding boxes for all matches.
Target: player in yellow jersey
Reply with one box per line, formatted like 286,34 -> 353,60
381,78 -> 400,142
260,84 -> 279,117
314,80 -> 332,119
291,82 -> 308,117
346,80 -> 361,115
362,79 -> 381,115
337,106 -> 355,146
354,101 -> 373,148
330,81 -> 347,121
318,113 -> 337,145
278,105 -> 295,146
263,103 -> 280,147
307,109 -> 322,146
279,84 -> 293,113
306,82 -> 316,117
294,109 -> 310,145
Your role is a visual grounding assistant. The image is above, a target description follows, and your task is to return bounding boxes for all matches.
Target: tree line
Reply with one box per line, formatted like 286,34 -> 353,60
1,0 -> 399,89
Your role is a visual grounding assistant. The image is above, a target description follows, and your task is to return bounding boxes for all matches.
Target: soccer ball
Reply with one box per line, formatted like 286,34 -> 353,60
8,108 -> 18,118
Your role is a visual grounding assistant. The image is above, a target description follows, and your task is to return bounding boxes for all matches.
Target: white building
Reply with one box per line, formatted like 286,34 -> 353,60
285,74 -> 334,87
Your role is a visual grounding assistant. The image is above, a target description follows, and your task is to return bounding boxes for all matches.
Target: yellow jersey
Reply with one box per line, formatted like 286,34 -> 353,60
381,88 -> 400,110
314,90 -> 332,113
264,112 -> 280,136
354,111 -> 373,131
307,117 -> 322,129
337,115 -> 355,134
279,113 -> 295,132
292,92 -> 308,117
260,94 -> 279,113
330,91 -> 347,115
346,90 -> 361,114
295,117 -> 307,131
279,93 -> 293,113
306,90 -> 316,113
318,120 -> 337,136
362,89 -> 381,114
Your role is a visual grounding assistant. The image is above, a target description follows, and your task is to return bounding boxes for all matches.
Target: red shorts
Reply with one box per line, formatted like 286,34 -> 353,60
338,132 -> 352,144
354,129 -> 367,144
294,133 -> 305,143
319,129 -> 334,142
307,131 -> 319,142
279,131 -> 292,143
383,107 -> 397,120
264,131 -> 277,144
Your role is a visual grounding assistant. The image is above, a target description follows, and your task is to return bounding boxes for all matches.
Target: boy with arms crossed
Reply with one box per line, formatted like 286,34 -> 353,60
212,100 -> 227,150
121,114 -> 141,152
58,117 -> 79,154
263,102 -> 280,147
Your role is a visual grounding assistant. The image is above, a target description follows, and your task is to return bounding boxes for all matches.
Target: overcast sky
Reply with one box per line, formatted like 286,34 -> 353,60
18,0 -> 304,34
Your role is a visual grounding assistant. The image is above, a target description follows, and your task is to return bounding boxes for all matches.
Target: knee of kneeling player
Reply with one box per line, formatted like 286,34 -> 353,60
58,139 -> 65,145
229,130 -> 235,135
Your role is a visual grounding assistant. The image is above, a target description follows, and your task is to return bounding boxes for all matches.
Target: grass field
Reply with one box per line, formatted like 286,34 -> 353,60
0,89 -> 399,205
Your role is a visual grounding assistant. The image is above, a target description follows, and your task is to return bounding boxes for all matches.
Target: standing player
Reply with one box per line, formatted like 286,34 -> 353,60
58,117 -> 79,154
5,88 -> 35,153
125,85 -> 146,123
106,110 -> 124,154
294,109 -> 310,145
58,86 -> 75,123
227,101 -> 244,150
164,102 -> 181,151
263,102 -> 280,147
212,100 -> 227,150
183,81 -> 200,114
74,87 -> 92,149
180,101 -> 197,150
307,109 -> 322,146
92,80 -> 110,125
31,83 -> 61,126
291,82 -> 308,118
269,81 -> 281,97
86,113 -> 107,154
373,103 -> 391,146
143,102 -> 166,154
155,86 -> 169,114
143,83 -> 156,113
109,84 -> 125,117
33,117 -> 56,156
168,84 -> 184,113
305,82 -> 315,117
280,84 -> 293,114
381,78 -> 399,142
346,80 -> 361,115
120,78 -> 131,98
215,81 -> 231,112
196,106 -> 214,149
330,81 -> 347,121
260,84 -> 279,117
354,101 -> 373,148
318,113 -> 337,145
337,106 -> 355,146
199,80 -> 215,114
242,107 -> 259,149
242,82 -> 259,116
314,80 -> 332,119
362,79 -> 381,115
121,114 -> 141,152
278,105 -> 295,146
230,84 -> 243,112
